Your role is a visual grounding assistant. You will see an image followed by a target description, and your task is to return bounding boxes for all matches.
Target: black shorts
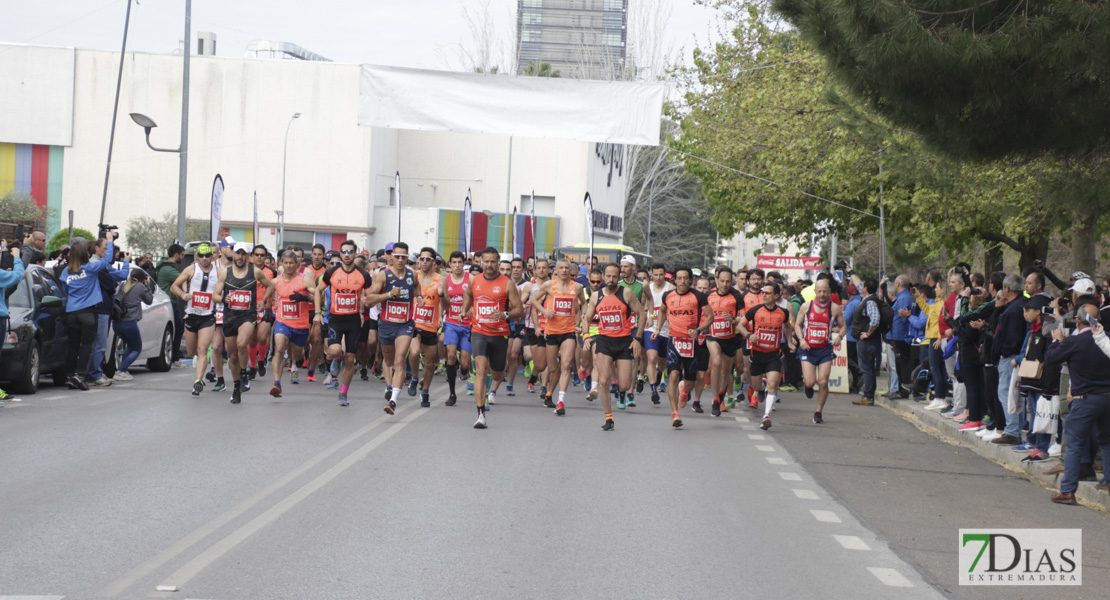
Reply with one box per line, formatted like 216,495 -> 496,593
696,341 -> 710,372
665,339 -> 699,381
545,331 -> 577,347
358,319 -> 372,343
471,333 -> 508,372
184,313 -> 216,333
415,328 -> 438,347
509,321 -> 523,339
223,312 -> 255,338
749,351 -> 783,376
328,320 -> 361,354
596,335 -> 634,361
260,309 -> 275,324
708,336 -> 741,357
366,317 -> 379,331
523,328 -> 546,348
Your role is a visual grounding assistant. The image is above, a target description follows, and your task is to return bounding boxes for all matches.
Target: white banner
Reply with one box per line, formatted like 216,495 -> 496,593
530,190 -> 536,258
210,174 -> 224,243
394,171 -> 402,242
252,191 -> 259,246
463,189 -> 473,255
584,192 -> 594,265
359,64 -> 666,146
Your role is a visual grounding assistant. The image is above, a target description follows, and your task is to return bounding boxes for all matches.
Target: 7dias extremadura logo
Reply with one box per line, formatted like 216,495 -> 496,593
959,529 -> 1081,585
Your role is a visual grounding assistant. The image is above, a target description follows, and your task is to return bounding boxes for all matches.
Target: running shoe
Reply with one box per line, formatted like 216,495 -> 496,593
601,419 -> 615,431
760,417 -> 772,430
626,394 -> 637,408
671,410 -> 683,428
651,390 -> 661,405
325,379 -> 339,390
270,383 -> 282,398
467,381 -> 474,395
587,387 -> 598,401
610,382 -> 619,395
384,386 -> 392,400
212,381 -> 226,392
747,388 -> 758,409
1022,449 -> 1049,462
420,392 -> 430,408
192,380 -> 204,396
474,412 -> 487,429
384,402 -> 395,415
507,383 -> 515,397
524,361 -> 533,379
360,367 -> 369,381
804,386 -> 814,399
1011,441 -> 1034,452
659,381 -> 667,393
446,393 -> 457,407
720,399 -> 730,413
572,374 -> 581,387
711,400 -> 721,417
779,384 -> 796,392
487,392 -> 496,409
679,388 -> 689,408
958,421 -> 984,432
635,376 -> 645,394
408,378 -> 418,397
527,383 -> 535,394
241,374 -> 251,392
248,366 -> 257,380
692,400 -> 704,414
617,394 -> 626,410
205,369 -> 217,383
554,400 -> 566,416
231,385 -> 242,404
543,396 -> 555,408
813,411 -> 823,424
306,372 -> 316,382
329,360 -> 341,378
66,376 -> 89,391
540,386 -> 548,398
339,392 -> 349,407
291,371 -> 299,384
258,363 -> 267,378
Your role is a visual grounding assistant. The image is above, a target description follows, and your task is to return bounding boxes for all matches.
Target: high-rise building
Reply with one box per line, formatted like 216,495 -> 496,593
516,0 -> 628,80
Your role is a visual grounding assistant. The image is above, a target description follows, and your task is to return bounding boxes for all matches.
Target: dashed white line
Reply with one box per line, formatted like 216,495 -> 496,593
833,535 -> 870,550
747,433 -> 766,440
0,596 -> 66,599
778,472 -> 801,481
733,416 -> 749,423
765,457 -> 788,465
867,567 -> 913,587
755,445 -> 774,452
792,489 -> 819,500
810,509 -> 841,523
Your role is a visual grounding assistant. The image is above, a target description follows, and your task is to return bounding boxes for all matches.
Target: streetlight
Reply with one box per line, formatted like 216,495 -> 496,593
279,112 -> 302,249
481,209 -> 509,255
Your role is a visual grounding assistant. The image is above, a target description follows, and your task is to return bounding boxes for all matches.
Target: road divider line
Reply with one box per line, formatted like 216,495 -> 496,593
792,489 -> 819,500
96,384 -> 445,598
866,567 -> 913,587
157,401 -> 433,591
747,433 -> 765,440
777,472 -> 801,481
755,444 -> 774,452
833,535 -> 870,550
765,457 -> 788,465
810,509 -> 841,523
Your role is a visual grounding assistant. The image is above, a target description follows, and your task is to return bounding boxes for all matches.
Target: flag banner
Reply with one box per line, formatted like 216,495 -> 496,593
211,174 -> 224,244
584,192 -> 594,266
510,207 -> 517,257
252,191 -> 259,246
755,255 -> 823,270
463,189 -> 473,255
530,190 -> 537,258
395,171 -> 402,242
359,64 -> 665,146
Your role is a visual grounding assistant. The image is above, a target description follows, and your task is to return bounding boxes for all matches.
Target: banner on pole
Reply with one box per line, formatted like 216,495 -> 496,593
211,174 -> 224,244
530,190 -> 537,258
583,192 -> 594,266
754,255 -> 823,270
395,171 -> 402,242
253,191 -> 259,246
510,207 -> 517,257
463,189 -> 473,255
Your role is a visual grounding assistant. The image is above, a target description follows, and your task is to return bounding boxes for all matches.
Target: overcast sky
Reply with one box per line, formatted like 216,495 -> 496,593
1,0 -> 719,70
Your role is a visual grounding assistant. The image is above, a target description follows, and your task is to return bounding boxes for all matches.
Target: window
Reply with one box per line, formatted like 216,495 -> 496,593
388,186 -> 396,207
523,0 -> 542,7
6,271 -> 31,308
603,0 -> 624,10
523,29 -> 542,42
523,11 -> 542,25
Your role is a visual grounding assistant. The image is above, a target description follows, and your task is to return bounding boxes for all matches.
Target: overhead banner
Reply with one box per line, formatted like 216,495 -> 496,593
463,189 -> 473,254
584,192 -> 594,266
394,171 -> 402,242
252,191 -> 259,246
359,64 -> 666,146
755,255 -> 823,270
210,174 -> 224,244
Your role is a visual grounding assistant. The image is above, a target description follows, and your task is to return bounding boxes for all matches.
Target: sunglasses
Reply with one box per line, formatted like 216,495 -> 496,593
196,253 -> 212,258
393,253 -> 408,260
252,253 -> 266,257
418,256 -> 434,262
340,249 -> 357,255
589,280 -> 602,285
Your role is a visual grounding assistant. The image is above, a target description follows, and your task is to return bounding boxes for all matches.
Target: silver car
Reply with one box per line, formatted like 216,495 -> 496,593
103,283 -> 176,378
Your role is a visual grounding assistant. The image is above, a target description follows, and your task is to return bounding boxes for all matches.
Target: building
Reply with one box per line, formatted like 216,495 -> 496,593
516,0 -> 628,80
0,42 -> 627,256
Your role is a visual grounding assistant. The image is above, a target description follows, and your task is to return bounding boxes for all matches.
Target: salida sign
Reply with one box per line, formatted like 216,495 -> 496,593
754,255 -> 822,270
959,529 -> 1081,585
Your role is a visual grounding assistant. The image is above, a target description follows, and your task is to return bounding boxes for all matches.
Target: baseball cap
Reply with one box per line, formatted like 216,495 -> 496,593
384,242 -> 396,252
1071,271 -> 1091,281
846,285 -> 858,296
219,236 -> 235,249
1069,277 -> 1096,295
233,242 -> 253,254
196,243 -> 213,255
620,254 -> 636,265
1024,295 -> 1052,312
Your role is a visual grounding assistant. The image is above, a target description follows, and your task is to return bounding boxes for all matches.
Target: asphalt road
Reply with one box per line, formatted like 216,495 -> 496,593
0,366 -> 1104,599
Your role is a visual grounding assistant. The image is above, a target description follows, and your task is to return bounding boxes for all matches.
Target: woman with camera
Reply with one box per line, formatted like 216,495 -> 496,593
63,231 -> 125,390
111,268 -> 154,381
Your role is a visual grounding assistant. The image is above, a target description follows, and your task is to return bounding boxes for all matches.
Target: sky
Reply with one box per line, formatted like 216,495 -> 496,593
0,0 -> 720,71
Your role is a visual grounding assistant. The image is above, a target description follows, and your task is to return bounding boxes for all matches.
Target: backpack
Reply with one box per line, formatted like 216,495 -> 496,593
869,296 -> 894,337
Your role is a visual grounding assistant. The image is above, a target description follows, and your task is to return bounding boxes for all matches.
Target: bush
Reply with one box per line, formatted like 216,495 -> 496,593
47,228 -> 97,252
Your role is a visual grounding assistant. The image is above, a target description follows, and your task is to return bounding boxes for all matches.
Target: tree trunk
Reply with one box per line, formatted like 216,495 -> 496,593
983,243 -> 1003,276
1071,209 -> 1099,276
1017,236 -> 1048,273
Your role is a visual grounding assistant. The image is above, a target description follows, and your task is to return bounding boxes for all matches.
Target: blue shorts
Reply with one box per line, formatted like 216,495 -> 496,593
378,320 -> 414,347
443,321 -> 473,354
274,322 -> 309,347
798,344 -> 835,365
644,331 -> 669,353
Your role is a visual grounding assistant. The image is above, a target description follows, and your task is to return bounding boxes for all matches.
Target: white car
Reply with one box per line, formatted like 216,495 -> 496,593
103,284 -> 176,378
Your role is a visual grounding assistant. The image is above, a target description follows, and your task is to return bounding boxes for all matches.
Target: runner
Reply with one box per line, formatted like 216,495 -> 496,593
580,269 -> 603,403
654,266 -> 712,428
462,246 -> 524,428
690,276 -> 714,413
313,240 -> 374,407
738,268 -> 766,408
248,245 -> 276,380
440,250 -> 472,406
706,267 -> 744,417
739,282 -> 791,430
170,242 -> 218,396
302,244 -> 328,382
367,241 -> 417,414
643,263 -> 674,405
213,242 -> 274,404
530,259 -> 587,416
583,263 -> 646,430
268,250 -> 314,398
791,278 -> 847,424
618,255 -> 645,406
505,257 -> 528,396
520,258 -> 552,397
407,247 -> 442,407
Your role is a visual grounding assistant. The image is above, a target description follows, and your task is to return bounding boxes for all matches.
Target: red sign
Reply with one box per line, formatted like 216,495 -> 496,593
755,255 -> 823,270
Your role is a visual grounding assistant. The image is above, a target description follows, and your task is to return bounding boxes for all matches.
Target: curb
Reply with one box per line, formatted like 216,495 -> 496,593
875,393 -> 1109,512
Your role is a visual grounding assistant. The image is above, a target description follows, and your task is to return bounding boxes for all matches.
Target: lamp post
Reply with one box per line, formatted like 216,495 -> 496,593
279,112 -> 301,249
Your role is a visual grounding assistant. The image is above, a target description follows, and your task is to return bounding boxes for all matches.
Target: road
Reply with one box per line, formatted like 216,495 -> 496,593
0,366 -> 1105,599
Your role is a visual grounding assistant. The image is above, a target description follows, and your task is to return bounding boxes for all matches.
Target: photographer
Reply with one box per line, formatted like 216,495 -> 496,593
112,268 -> 154,381
1,241 -> 26,400
86,237 -> 130,386
20,230 -> 46,268
62,231 -> 124,390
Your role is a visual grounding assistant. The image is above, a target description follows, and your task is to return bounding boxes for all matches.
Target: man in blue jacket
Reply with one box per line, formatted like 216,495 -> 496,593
1,243 -> 26,400
86,238 -> 129,386
891,275 -> 916,398
842,285 -> 862,394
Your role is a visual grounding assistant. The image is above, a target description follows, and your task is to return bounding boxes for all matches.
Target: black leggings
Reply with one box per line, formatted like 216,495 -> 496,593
66,307 -> 99,380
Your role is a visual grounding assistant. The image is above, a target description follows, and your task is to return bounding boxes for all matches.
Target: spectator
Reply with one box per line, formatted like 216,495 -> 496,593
87,238 -> 129,386
0,242 -> 25,400
1015,295 -> 1059,463
62,231 -> 123,390
1046,302 -> 1110,504
851,278 -> 882,406
20,230 -> 46,268
890,275 -> 916,398
990,274 -> 1029,445
842,284 -> 862,394
111,268 -> 154,381
952,282 -> 994,431
156,244 -> 186,365
907,283 -> 932,398
941,267 -> 972,418
140,252 -> 157,280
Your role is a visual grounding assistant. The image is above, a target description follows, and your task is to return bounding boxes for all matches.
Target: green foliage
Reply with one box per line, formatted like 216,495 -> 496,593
520,61 -> 561,77
124,212 -> 210,256
0,190 -> 50,224
47,228 -> 96,252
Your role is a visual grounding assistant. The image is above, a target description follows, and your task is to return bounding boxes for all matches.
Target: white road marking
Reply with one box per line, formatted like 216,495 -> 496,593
833,535 -> 870,550
792,489 -> 819,500
747,433 -> 765,440
810,509 -> 841,523
777,472 -> 801,481
765,457 -> 788,465
733,416 -> 749,423
867,567 -> 913,587
755,445 -> 774,452
0,596 -> 66,599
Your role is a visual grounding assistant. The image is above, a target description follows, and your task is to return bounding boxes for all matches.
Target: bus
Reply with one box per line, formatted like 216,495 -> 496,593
552,243 -> 652,269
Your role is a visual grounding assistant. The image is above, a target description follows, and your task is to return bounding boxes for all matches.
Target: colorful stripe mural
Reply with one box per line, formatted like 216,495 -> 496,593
0,142 -> 64,235
438,208 -> 558,257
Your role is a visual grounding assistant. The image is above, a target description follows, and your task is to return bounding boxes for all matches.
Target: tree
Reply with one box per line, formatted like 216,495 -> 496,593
520,61 -> 560,78
124,212 -> 208,256
0,189 -> 50,224
47,228 -> 96,252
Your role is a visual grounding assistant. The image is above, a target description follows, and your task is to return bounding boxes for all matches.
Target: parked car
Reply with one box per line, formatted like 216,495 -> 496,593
0,265 -> 175,394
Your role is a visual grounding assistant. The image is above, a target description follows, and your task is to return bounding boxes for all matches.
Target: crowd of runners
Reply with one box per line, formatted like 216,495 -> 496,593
165,238 -> 854,432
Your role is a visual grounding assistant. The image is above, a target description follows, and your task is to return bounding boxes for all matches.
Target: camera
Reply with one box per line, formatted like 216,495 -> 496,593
98,223 -> 119,239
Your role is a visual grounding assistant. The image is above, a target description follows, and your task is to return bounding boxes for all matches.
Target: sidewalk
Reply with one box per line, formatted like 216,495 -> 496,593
872,380 -> 1109,512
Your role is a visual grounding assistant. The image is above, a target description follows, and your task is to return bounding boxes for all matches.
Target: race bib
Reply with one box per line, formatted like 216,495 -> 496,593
711,313 -> 734,338
753,329 -> 779,352
414,304 -> 435,326
475,299 -> 500,324
333,292 -> 359,315
553,296 -> 573,317
191,292 -> 212,311
226,289 -> 251,311
279,300 -> 303,321
598,307 -> 624,332
382,300 -> 411,323
215,304 -> 224,323
257,308 -> 266,321
673,336 -> 695,358
806,325 -> 829,344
